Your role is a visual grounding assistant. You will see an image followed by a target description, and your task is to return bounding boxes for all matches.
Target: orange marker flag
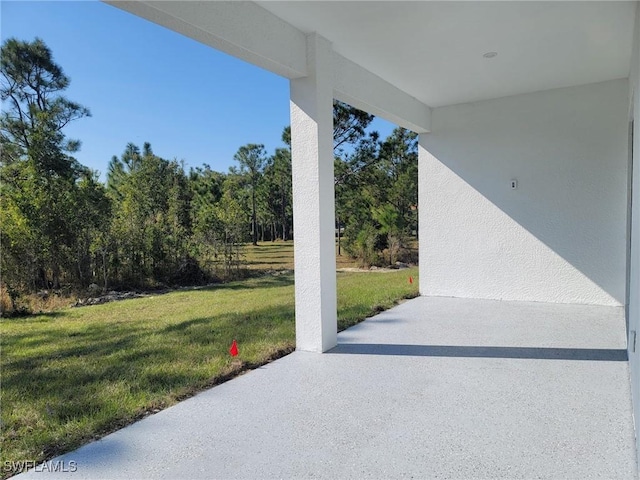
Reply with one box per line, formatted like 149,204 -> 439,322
409,276 -> 413,284
229,339 -> 239,357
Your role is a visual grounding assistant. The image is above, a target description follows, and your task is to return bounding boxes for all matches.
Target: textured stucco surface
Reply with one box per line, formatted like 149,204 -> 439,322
420,79 -> 629,306
19,297 -> 637,479
628,3 -> 640,464
290,34 -> 337,352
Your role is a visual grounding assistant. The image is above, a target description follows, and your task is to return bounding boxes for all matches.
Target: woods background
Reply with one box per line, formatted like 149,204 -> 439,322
0,38 -> 418,311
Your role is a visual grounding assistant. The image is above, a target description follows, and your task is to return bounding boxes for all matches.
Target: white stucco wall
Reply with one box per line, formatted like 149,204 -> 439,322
419,79 -> 629,306
628,1 -> 640,464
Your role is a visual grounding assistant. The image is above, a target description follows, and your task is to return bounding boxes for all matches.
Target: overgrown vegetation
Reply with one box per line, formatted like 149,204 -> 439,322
336,126 -> 418,267
1,38 -> 419,315
0,267 -> 418,477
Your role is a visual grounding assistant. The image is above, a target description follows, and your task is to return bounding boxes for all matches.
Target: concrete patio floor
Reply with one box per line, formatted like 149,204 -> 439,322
22,296 -> 637,479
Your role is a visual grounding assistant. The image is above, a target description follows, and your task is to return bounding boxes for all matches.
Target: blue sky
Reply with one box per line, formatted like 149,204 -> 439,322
1,1 -> 395,180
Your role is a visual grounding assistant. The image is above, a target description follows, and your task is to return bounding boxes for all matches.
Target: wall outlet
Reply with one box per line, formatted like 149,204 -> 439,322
510,179 -> 518,190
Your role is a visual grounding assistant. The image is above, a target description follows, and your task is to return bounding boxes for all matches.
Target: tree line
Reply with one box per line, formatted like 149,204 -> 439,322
0,38 -> 417,306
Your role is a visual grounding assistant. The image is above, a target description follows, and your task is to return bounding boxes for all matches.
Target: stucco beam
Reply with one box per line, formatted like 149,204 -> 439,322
105,1 -> 308,79
105,2 -> 431,131
333,53 -> 432,133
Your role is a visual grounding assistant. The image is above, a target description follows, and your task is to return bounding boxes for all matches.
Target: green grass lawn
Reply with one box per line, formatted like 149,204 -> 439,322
243,240 -> 369,270
0,268 -> 418,477
243,241 -> 296,270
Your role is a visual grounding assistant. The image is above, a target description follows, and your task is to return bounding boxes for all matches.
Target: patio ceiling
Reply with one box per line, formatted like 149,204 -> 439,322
259,1 -> 636,108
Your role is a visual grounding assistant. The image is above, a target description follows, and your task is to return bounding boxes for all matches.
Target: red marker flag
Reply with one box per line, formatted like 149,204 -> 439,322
229,339 -> 239,357
409,276 -> 413,284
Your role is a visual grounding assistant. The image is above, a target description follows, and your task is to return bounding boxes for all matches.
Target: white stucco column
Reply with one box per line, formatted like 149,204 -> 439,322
290,33 -> 337,352
417,133 -> 430,296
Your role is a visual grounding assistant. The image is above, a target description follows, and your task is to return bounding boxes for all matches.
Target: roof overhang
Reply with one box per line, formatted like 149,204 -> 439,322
105,1 -> 637,132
